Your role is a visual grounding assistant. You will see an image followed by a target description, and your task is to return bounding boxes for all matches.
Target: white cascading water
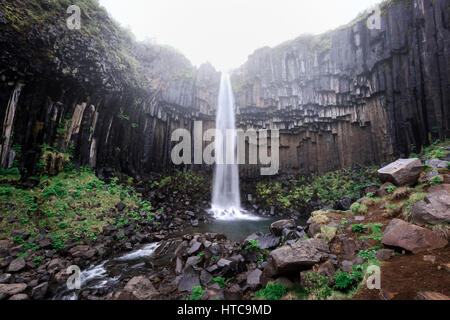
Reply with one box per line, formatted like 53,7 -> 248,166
210,74 -> 260,221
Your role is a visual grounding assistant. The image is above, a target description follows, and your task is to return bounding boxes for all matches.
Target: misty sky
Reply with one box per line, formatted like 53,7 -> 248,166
99,0 -> 382,71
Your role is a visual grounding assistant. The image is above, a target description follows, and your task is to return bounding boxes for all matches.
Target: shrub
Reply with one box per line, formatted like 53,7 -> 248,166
385,186 -> 396,194
350,203 -> 368,215
304,273 -> 332,300
255,283 -> 287,300
334,270 -> 363,291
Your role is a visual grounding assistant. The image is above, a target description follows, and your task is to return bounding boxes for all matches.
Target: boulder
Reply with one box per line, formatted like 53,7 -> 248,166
382,219 -> 448,253
378,158 -> 424,186
270,220 -> 296,236
123,276 -> 159,300
7,258 -> 25,273
270,239 -> 329,274
245,233 -> 280,250
411,191 -> 450,226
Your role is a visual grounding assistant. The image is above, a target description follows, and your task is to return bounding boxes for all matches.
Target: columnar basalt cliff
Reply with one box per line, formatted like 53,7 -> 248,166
232,0 -> 450,175
0,0 -> 449,179
0,0 -> 220,179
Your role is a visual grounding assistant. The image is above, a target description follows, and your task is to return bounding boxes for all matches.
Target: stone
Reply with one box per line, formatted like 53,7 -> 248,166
423,255 -> 437,264
411,191 -> 450,226
124,276 -> 159,300
425,159 -> 449,169
270,239 -> 329,274
187,241 -> 202,255
270,220 -> 296,236
217,259 -> 232,268
31,282 -> 48,300
341,238 -> 358,259
0,283 -> 27,296
382,219 -> 448,253
200,270 -> 213,286
274,277 -> 294,288
428,184 -> 450,194
378,158 -> 424,186
7,258 -> 25,273
178,266 -> 200,293
69,245 -> 96,259
185,256 -> 202,267
313,260 -> 336,282
116,202 -> 126,212
10,230 -> 30,240
441,263 -> 450,273
0,273 -> 11,284
376,182 -> 396,197
47,258 -> 65,272
341,260 -> 353,272
417,292 -> 450,300
246,269 -> 263,290
9,294 -> 29,300
244,233 -> 280,250
376,249 -> 395,261
224,284 -> 243,300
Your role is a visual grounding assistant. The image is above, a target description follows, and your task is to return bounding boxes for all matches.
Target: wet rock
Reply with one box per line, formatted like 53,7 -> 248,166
270,220 -> 296,236
0,283 -> 27,296
31,282 -> 48,300
124,276 -> 159,300
382,219 -> 448,253
270,239 -> 329,274
246,269 -> 263,290
178,266 -> 200,293
376,249 -> 395,261
378,158 -> 424,186
244,233 -> 280,250
411,191 -> 450,226
7,258 -> 25,273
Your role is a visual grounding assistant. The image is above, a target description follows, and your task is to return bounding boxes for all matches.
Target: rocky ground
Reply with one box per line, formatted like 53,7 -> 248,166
0,142 -> 449,300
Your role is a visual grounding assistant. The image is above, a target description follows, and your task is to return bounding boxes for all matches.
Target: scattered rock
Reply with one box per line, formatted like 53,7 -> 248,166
31,282 -> 48,300
9,294 -> 29,300
417,292 -> 450,300
7,258 -> 25,273
423,255 -> 437,264
425,159 -> 449,169
270,220 -> 296,236
378,158 -> 424,186
178,266 -> 200,293
245,233 -> 280,250
340,260 -> 353,272
124,276 -> 159,300
116,202 -> 126,212
187,241 -> 202,255
0,274 -> 11,284
246,269 -> 263,290
411,191 -> 450,226
224,284 -> 243,300
69,245 -> 96,259
382,219 -> 448,253
376,182 -> 396,197
376,249 -> 395,261
270,239 -> 329,274
0,283 -> 27,296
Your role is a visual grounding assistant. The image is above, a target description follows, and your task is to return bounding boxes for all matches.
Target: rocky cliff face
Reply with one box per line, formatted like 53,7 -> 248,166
0,0 -> 220,179
0,0 -> 448,179
232,0 -> 450,175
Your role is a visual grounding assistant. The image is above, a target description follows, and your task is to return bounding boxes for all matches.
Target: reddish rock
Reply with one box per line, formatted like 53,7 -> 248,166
382,219 -> 448,253
411,191 -> 450,226
417,292 -> 450,300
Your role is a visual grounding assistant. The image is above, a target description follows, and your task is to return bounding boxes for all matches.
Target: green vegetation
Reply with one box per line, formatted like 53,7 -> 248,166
255,283 -> 287,301
245,239 -> 261,252
352,224 -> 367,234
304,273 -> 333,300
255,166 -> 380,211
188,286 -> 205,300
360,223 -> 384,242
208,277 -> 227,289
350,203 -> 368,215
334,269 -> 363,292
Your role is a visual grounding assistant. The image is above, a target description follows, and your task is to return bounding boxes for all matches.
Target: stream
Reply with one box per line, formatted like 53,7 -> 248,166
52,214 -> 304,300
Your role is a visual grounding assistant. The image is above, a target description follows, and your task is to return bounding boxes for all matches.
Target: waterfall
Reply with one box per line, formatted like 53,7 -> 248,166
210,74 -> 259,221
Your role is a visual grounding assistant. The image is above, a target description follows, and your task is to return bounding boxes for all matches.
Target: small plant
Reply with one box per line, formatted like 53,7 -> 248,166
360,223 -> 384,242
385,186 -> 396,194
428,176 -> 443,187
255,283 -> 287,301
33,256 -> 44,266
304,273 -> 332,300
367,193 -> 375,198
188,286 -> 205,300
334,270 -> 363,292
208,277 -> 227,289
198,252 -> 205,258
350,203 -> 368,215
245,239 -> 261,252
352,224 -> 367,233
